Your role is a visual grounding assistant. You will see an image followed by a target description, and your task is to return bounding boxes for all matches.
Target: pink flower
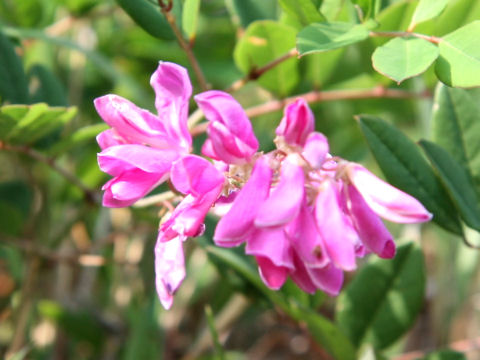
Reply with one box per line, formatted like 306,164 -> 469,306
276,98 -> 314,147
94,62 -> 193,207
194,91 -> 259,164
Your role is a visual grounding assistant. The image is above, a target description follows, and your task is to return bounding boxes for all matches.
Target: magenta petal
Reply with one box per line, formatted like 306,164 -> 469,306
290,252 -> 317,294
155,236 -> 186,310
275,98 -> 314,146
305,263 -> 344,296
94,95 -> 176,149
315,181 -> 357,271
345,184 -> 396,259
214,157 -> 273,247
246,227 -> 294,269
150,62 -> 192,151
96,129 -> 127,150
287,202 -> 329,268
302,132 -> 329,169
170,155 -> 225,196
347,164 -> 433,223
195,91 -> 259,163
255,158 -> 304,227
256,256 -> 290,290
98,145 -> 179,176
201,138 -> 220,160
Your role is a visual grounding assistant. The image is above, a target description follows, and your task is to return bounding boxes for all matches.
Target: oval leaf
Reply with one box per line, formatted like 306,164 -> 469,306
372,37 -> 439,84
297,22 -> 370,55
234,20 -> 299,96
432,84 -> 480,196
182,0 -> 201,41
408,0 -> 448,30
336,242 -> 425,349
435,21 -> 480,87
358,115 -> 462,235
420,140 -> 480,231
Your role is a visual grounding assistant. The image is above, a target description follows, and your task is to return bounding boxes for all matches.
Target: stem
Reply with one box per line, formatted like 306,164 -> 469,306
0,142 -> 100,204
226,48 -> 299,92
370,31 -> 442,44
159,3 -> 208,91
244,87 -> 431,118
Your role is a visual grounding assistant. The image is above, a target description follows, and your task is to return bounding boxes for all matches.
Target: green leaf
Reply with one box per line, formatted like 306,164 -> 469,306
420,140 -> 480,231
432,84 -> 480,196
336,242 -> 425,350
351,0 -> 381,20
115,0 -> 175,40
297,22 -> 370,55
226,0 -> 278,28
358,115 -> 462,235
279,0 -> 325,26
418,349 -> 467,360
28,64 -> 68,106
0,31 -> 28,104
49,123 -> 108,155
0,181 -> 32,236
436,21 -> 480,87
409,0 -> 448,30
182,0 -> 201,41
234,20 -> 299,96
0,103 -> 77,145
372,37 -> 439,84
205,305 -> 225,360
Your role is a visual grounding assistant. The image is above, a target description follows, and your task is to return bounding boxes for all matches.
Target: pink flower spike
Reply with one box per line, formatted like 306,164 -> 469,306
315,180 -> 358,271
150,62 -> 192,152
305,263 -> 344,296
302,132 -> 329,169
255,157 -> 305,227
345,184 -> 396,258
214,157 -> 273,247
275,98 -> 314,147
347,164 -> 433,223
170,155 -> 225,197
195,91 -> 259,164
256,257 -> 290,290
155,236 -> 186,310
96,129 -> 127,150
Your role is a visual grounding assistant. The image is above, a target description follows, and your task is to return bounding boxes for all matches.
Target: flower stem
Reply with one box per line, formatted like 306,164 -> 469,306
0,141 -> 100,204
226,48 -> 299,92
159,2 -> 209,91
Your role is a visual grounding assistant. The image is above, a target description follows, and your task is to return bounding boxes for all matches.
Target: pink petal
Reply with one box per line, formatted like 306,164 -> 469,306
94,95 -> 176,149
154,236 -> 186,310
170,155 -> 225,197
315,180 -> 358,271
256,256 -> 290,290
246,227 -> 294,269
347,164 -> 433,223
214,157 -> 273,247
305,263 -> 344,296
275,98 -> 314,147
290,252 -> 317,294
98,145 -> 179,176
150,62 -> 192,151
255,158 -> 305,227
195,90 -> 258,163
345,184 -> 396,259
286,202 -> 329,268
101,168 -> 165,207
201,139 -> 220,161
96,129 -> 127,150
302,132 -> 329,169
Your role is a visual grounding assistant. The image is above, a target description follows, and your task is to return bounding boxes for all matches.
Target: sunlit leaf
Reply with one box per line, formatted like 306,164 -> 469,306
182,0 -> 201,41
372,37 -> 439,84
297,22 -> 369,55
409,0 -> 448,30
436,21 -> 480,87
358,115 -> 462,235
336,242 -> 425,349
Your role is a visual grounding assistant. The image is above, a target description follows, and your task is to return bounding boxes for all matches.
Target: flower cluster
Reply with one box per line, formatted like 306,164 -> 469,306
95,62 -> 432,309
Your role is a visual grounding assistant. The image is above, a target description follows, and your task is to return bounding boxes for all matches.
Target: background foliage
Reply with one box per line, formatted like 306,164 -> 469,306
1,0 -> 480,359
